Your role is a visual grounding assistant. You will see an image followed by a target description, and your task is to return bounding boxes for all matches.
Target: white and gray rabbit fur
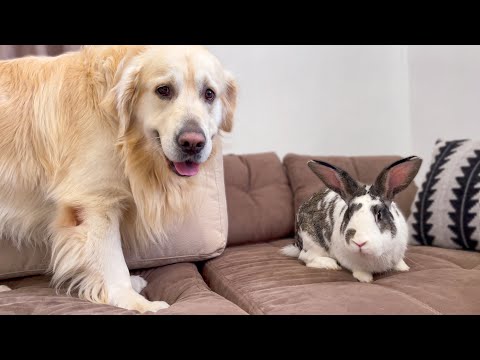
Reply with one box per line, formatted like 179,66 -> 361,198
282,156 -> 422,283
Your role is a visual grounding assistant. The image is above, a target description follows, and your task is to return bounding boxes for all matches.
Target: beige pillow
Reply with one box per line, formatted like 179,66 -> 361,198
0,144 -> 228,280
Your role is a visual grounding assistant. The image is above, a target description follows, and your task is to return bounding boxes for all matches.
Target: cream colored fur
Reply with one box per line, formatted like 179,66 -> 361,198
0,45 -> 237,312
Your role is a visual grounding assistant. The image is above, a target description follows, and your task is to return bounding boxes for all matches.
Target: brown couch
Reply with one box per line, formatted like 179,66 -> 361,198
1,152 -> 479,315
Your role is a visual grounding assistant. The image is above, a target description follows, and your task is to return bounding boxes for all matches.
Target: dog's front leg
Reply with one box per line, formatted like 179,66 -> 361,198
51,208 -> 169,313
100,215 -> 169,313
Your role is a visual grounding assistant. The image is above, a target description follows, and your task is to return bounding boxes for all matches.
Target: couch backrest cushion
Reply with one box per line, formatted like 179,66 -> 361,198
223,153 -> 294,246
0,142 -> 228,280
283,154 -> 418,218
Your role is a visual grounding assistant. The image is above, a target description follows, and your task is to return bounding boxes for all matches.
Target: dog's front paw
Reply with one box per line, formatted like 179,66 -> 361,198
111,288 -> 170,313
146,301 -> 170,312
130,275 -> 148,293
352,271 -> 373,283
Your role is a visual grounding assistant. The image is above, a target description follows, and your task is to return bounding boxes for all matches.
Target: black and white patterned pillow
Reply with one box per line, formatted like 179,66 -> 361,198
408,139 -> 480,251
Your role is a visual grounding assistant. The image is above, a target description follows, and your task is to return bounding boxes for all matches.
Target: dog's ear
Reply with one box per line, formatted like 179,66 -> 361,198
115,60 -> 142,137
220,71 -> 238,133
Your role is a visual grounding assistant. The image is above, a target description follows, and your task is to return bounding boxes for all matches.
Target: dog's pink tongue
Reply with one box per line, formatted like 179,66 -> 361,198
174,161 -> 200,176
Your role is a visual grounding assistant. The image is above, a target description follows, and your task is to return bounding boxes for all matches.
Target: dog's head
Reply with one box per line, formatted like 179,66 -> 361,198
115,45 -> 237,177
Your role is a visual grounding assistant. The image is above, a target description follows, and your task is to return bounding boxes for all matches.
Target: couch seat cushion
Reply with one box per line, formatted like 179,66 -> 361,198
202,239 -> 480,314
0,263 -> 246,315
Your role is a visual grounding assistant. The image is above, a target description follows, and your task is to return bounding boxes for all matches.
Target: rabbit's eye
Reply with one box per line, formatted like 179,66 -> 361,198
376,210 -> 382,222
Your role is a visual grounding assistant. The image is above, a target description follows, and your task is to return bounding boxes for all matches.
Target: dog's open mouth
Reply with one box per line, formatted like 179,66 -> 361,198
168,160 -> 201,177
155,133 -> 201,177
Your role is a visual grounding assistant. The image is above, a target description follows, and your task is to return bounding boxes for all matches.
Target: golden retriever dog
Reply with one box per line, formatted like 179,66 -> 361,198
0,45 -> 237,312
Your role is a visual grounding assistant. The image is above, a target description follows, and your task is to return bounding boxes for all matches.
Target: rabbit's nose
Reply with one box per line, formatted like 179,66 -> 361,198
353,241 -> 367,248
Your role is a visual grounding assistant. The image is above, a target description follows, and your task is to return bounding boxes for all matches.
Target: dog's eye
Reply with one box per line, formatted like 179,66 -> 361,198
156,86 -> 171,99
376,210 -> 382,222
205,88 -> 215,102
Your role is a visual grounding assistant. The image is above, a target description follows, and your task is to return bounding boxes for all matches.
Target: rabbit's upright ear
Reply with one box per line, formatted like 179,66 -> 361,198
308,160 -> 360,203
370,156 -> 422,202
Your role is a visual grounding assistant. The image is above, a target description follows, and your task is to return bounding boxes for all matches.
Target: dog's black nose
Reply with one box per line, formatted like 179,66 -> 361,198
177,123 -> 206,155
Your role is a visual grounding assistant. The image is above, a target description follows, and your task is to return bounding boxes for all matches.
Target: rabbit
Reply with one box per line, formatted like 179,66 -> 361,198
281,156 -> 422,283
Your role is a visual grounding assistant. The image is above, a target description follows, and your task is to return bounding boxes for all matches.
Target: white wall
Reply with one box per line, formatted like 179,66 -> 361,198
408,45 -> 480,180
207,45 -> 412,160
207,45 -> 480,180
